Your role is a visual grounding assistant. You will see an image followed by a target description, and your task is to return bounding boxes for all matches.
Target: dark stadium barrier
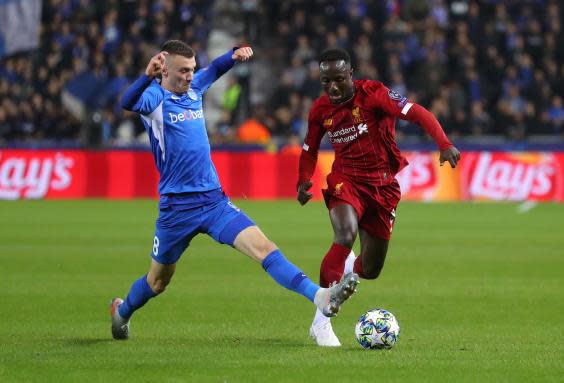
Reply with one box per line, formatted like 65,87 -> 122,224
0,150 -> 562,201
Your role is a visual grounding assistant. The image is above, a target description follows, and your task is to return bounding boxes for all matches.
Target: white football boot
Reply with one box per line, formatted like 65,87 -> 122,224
110,297 -> 130,340
310,250 -> 358,346
309,318 -> 341,347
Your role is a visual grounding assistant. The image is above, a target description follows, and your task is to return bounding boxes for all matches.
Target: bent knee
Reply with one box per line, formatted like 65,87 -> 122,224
361,265 -> 383,280
148,278 -> 171,295
334,229 -> 357,247
257,238 -> 278,257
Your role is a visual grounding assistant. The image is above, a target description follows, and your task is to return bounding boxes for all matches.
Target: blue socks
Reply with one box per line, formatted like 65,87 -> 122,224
118,274 -> 157,319
261,250 -> 320,302
118,251 -> 319,319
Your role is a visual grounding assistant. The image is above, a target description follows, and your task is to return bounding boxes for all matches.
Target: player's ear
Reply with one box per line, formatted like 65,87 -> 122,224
162,53 -> 170,77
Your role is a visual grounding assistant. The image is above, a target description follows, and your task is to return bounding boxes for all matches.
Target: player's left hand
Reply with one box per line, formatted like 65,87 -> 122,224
297,181 -> 313,206
232,46 -> 253,62
439,146 -> 461,168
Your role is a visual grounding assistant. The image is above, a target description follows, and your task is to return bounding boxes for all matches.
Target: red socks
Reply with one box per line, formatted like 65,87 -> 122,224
320,243 -> 351,287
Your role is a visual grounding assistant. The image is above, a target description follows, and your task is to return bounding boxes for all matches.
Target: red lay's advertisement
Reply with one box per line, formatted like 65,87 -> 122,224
0,149 -> 563,201
460,152 -> 563,201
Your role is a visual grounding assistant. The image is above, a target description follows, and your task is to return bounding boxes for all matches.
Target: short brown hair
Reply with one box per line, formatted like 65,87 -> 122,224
160,40 -> 195,58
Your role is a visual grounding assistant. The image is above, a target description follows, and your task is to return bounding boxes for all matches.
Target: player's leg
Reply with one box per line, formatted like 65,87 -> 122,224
233,225 -> 320,303
233,225 -> 358,316
309,204 -> 359,346
206,198 -> 358,317
111,260 -> 177,339
111,208 -> 195,340
352,180 -> 400,279
311,172 -> 365,346
320,203 -> 359,286
353,229 -> 389,279
117,260 -> 176,319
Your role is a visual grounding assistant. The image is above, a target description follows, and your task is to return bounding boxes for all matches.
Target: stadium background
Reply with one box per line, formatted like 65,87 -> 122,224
1,0 -> 563,201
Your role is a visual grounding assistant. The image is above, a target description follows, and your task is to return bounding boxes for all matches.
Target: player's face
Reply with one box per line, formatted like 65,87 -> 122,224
162,54 -> 196,94
319,60 -> 354,104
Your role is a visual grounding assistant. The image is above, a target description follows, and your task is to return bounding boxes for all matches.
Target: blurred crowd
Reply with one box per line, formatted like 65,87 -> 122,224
1,0 -> 563,148
0,0 -> 214,146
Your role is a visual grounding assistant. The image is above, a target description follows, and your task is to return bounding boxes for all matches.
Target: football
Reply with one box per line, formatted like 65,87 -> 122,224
355,308 -> 400,349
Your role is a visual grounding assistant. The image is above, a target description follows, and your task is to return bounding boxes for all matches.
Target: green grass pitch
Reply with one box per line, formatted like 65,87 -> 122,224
1,200 -> 563,382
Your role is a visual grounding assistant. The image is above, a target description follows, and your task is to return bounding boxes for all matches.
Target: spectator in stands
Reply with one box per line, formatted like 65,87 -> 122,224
545,96 -> 564,135
237,105 -> 271,145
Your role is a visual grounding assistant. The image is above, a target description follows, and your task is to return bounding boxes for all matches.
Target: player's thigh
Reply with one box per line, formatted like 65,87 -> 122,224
152,208 -> 199,265
203,197 -> 265,258
358,228 -> 389,268
232,225 -> 277,262
359,180 -> 401,241
324,174 -> 364,244
357,182 -> 400,276
329,203 -> 360,236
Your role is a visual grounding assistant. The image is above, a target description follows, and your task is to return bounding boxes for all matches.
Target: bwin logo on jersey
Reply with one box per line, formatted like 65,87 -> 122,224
169,109 -> 204,123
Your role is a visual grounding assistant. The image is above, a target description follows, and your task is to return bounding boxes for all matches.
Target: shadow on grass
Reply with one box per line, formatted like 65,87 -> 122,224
62,338 -> 114,346
245,337 -> 308,348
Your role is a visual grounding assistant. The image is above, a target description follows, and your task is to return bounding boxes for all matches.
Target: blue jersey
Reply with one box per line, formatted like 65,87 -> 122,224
121,50 -> 236,202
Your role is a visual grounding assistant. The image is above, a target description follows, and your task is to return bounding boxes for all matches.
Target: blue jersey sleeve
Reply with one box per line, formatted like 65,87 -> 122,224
191,50 -> 237,93
121,75 -> 164,115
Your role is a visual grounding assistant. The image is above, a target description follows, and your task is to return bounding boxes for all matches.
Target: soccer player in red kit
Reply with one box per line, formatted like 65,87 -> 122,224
297,48 -> 461,346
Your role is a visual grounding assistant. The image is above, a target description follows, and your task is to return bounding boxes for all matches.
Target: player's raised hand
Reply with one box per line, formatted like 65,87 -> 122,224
145,52 -> 168,78
297,181 -> 313,206
232,46 -> 253,62
439,146 -> 461,168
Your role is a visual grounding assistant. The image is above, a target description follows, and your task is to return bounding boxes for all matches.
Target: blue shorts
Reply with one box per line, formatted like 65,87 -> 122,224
151,193 -> 255,264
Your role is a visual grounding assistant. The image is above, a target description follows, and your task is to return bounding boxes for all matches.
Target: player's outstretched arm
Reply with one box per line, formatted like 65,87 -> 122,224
195,47 -> 253,89
402,103 -> 461,167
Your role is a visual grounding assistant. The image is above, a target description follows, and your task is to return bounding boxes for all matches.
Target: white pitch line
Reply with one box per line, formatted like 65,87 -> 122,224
517,201 -> 538,214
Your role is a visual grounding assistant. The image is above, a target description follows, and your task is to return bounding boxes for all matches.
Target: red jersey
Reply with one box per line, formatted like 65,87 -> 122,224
299,79 -> 452,186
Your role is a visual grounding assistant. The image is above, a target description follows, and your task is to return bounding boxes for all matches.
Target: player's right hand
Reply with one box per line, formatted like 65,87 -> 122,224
297,181 -> 313,205
145,52 -> 168,78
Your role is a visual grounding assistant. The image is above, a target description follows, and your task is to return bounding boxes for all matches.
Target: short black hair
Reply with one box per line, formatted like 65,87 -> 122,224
318,48 -> 351,65
161,40 -> 195,58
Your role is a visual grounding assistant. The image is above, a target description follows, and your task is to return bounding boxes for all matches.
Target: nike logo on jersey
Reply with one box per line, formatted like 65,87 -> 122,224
188,89 -> 198,100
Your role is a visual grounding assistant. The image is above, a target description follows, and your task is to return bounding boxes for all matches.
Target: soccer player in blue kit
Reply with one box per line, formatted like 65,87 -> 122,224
110,40 -> 359,340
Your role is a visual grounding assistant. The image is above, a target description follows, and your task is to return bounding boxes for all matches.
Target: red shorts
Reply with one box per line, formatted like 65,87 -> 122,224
322,172 -> 401,240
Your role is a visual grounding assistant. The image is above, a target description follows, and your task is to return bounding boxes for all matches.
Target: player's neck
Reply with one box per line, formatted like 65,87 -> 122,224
161,80 -> 184,96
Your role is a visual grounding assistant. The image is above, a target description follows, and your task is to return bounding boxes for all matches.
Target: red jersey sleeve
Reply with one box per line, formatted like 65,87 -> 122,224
403,104 -> 452,151
298,103 -> 325,185
363,81 -> 452,151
